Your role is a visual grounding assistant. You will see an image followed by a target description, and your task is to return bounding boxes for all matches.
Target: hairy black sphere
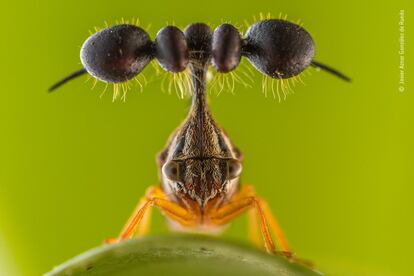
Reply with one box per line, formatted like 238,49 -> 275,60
80,24 -> 152,83
243,19 -> 315,79
184,23 -> 212,64
155,26 -> 189,73
212,24 -> 241,73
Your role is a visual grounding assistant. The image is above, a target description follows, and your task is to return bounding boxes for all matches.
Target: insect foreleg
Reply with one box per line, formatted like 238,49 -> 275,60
208,185 -> 291,255
106,186 -> 196,244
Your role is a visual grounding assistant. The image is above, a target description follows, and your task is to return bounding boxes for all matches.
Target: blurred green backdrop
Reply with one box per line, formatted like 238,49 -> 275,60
1,0 -> 412,275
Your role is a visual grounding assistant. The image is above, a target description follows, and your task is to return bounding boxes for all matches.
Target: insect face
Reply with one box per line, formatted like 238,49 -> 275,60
80,24 -> 152,83
162,158 -> 242,206
243,19 -> 315,79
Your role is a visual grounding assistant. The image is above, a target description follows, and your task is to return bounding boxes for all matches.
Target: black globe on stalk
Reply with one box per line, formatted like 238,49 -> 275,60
48,19 -> 350,93
211,23 -> 242,73
243,19 -> 315,79
184,23 -> 212,64
154,26 -> 189,73
80,24 -> 153,83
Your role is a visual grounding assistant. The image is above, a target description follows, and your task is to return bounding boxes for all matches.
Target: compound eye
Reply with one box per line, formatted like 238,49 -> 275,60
227,159 -> 242,180
162,161 -> 182,182
212,23 -> 241,73
155,26 -> 189,73
244,19 -> 315,79
80,24 -> 152,83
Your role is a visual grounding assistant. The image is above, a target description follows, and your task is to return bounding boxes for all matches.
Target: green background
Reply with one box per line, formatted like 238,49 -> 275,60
1,0 -> 412,275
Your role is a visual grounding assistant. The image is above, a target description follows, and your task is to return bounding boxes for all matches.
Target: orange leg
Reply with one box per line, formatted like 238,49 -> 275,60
242,185 -> 291,253
136,201 -> 152,237
106,186 -> 196,243
258,197 -> 290,252
248,208 -> 261,248
208,185 -> 291,255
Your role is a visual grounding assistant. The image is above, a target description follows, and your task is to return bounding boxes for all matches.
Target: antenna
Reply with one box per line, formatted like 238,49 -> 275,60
311,61 -> 351,82
48,68 -> 87,92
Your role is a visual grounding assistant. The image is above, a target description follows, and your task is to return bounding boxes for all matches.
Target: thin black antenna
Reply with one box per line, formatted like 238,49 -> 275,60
48,68 -> 88,92
311,61 -> 351,82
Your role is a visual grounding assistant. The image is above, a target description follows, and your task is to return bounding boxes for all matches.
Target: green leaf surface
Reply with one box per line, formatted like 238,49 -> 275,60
45,235 -> 322,276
